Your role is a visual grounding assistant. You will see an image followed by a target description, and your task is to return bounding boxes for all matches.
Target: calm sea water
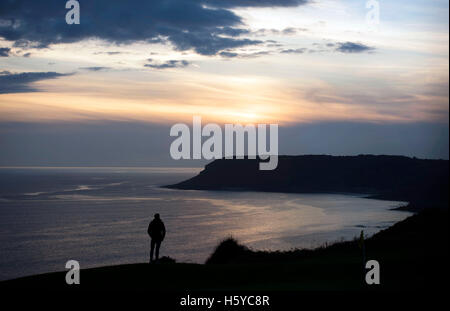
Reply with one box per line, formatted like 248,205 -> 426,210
0,167 -> 410,281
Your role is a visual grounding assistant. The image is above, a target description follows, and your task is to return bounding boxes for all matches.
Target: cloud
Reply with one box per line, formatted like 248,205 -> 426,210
219,51 -> 239,58
206,0 -> 310,8
0,1 -> 310,56
0,71 -> 72,94
144,59 -> 190,69
278,42 -> 375,55
0,47 -> 10,57
215,27 -> 251,37
253,27 -> 308,36
217,40 -> 375,58
93,51 -> 124,55
265,40 -> 283,48
280,48 -> 307,54
335,42 -> 374,53
241,51 -> 272,58
219,50 -> 271,58
164,31 -> 262,55
79,66 -> 111,71
282,27 -> 300,35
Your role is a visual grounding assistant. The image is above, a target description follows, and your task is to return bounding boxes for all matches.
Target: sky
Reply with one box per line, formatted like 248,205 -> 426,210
0,0 -> 448,166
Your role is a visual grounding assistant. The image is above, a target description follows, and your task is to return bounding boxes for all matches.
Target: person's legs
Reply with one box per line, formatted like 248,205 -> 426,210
150,239 -> 156,263
155,240 -> 161,261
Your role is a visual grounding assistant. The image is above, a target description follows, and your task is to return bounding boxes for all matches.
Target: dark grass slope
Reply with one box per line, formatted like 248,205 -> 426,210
166,155 -> 449,209
207,208 -> 446,265
2,209 -> 447,291
205,209 -> 448,290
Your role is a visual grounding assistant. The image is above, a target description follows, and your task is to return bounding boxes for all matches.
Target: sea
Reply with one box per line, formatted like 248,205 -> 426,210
0,167 -> 411,281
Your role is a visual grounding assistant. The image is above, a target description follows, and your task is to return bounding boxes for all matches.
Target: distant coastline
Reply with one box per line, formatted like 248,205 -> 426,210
166,155 -> 449,212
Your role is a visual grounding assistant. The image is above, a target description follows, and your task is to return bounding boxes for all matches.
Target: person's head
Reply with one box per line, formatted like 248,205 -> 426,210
154,213 -> 160,220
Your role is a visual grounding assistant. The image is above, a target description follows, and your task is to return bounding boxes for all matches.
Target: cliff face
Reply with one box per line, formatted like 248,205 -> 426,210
167,155 -> 449,207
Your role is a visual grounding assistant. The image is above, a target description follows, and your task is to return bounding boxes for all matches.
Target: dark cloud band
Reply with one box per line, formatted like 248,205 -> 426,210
0,71 -> 72,94
0,0 -> 310,56
0,47 -> 11,57
144,59 -> 190,69
336,42 -> 374,53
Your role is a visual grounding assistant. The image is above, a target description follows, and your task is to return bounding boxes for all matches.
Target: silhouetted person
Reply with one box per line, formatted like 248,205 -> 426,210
147,213 -> 166,263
